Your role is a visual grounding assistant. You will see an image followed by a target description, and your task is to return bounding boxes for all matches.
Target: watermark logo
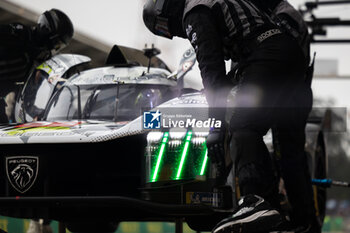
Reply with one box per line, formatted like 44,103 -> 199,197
143,109 -> 222,130
143,110 -> 162,129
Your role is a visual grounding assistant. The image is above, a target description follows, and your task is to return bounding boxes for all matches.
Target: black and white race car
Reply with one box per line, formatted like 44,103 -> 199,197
0,46 -> 328,233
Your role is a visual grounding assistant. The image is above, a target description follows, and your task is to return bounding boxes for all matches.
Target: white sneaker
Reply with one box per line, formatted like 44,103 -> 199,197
212,195 -> 282,233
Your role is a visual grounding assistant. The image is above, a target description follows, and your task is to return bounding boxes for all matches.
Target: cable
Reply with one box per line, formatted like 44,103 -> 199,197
312,178 -> 350,188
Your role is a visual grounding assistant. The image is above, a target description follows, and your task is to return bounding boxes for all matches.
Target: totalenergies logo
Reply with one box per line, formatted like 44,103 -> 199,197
3,121 -> 82,136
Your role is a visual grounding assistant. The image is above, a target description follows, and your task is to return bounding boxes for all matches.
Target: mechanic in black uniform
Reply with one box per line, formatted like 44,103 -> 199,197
143,0 -> 315,232
0,9 -> 74,123
246,1 -> 320,232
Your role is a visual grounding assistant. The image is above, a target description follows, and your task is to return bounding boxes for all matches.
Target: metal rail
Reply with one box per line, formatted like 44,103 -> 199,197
306,19 -> 350,27
305,0 -> 350,9
311,39 -> 350,43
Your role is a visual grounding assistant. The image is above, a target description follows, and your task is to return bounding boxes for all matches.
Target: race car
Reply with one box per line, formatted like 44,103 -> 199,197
0,46 -> 328,233
14,45 -> 178,123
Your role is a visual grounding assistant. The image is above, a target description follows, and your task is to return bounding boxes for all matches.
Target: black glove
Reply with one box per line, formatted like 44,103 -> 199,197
206,125 -> 228,179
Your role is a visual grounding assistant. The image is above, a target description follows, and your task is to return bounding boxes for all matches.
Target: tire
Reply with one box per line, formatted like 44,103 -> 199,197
313,135 -> 327,226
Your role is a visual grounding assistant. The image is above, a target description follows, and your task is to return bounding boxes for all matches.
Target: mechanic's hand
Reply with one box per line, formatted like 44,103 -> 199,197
227,63 -> 243,86
206,125 -> 228,179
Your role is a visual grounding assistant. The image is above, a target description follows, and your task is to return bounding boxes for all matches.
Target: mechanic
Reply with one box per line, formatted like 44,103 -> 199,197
246,1 -> 319,232
143,0 -> 317,232
0,9 -> 74,123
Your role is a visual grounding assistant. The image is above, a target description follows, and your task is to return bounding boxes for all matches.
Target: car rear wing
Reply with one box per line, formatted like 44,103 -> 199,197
105,44 -> 171,72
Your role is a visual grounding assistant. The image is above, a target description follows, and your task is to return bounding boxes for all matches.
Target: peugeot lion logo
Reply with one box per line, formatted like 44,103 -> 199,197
6,156 -> 39,193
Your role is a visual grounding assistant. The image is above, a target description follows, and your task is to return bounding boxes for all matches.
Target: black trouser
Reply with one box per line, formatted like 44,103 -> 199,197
229,33 -> 315,225
273,83 -> 314,227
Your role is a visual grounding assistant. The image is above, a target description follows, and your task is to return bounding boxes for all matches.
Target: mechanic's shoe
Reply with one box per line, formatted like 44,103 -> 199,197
212,195 -> 282,233
26,220 -> 42,233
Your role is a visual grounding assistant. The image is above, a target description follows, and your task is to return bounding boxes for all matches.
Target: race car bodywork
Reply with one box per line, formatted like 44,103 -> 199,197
0,95 -> 328,231
15,54 -> 91,123
0,48 -> 328,232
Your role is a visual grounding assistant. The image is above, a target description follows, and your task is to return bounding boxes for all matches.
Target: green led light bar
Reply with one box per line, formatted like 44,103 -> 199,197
175,131 -> 193,180
200,147 -> 209,176
151,132 -> 169,182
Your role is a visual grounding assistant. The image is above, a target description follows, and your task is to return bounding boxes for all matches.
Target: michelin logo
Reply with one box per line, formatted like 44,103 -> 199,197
143,110 -> 162,129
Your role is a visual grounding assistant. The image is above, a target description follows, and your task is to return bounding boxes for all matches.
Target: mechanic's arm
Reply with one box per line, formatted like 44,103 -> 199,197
0,24 -> 50,62
184,7 -> 231,176
0,24 -> 32,49
183,6 -> 232,122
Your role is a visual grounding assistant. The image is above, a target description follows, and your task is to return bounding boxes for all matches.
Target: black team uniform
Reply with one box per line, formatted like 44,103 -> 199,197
0,9 -> 73,123
143,0 -> 316,232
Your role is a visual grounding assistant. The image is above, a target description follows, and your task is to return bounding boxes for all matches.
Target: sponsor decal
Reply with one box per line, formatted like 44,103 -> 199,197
186,192 -> 222,206
182,61 -> 194,72
186,24 -> 192,37
6,156 -> 39,193
257,29 -> 282,43
169,98 -> 207,105
1,122 -> 81,136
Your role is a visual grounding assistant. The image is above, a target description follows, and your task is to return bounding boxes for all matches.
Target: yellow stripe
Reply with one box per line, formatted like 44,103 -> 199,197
235,176 -> 241,200
36,63 -> 52,74
313,185 -> 320,217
